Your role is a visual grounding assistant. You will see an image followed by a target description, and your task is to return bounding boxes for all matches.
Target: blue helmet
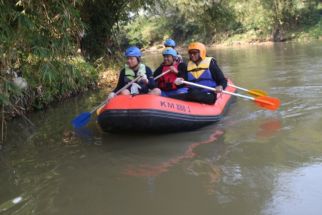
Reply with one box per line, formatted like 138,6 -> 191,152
124,46 -> 141,57
164,38 -> 176,47
162,48 -> 177,57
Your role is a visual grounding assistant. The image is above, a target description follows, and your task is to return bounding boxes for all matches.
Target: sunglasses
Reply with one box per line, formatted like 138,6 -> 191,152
188,51 -> 200,55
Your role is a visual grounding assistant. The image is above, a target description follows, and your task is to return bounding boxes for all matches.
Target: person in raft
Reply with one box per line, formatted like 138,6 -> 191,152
153,48 -> 188,98
175,42 -> 227,104
164,38 -> 183,63
108,46 -> 161,99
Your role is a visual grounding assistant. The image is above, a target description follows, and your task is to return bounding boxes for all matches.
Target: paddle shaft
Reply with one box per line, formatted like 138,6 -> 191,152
90,75 -> 143,114
113,69 -> 170,95
154,69 -> 171,80
95,70 -> 171,114
181,81 -> 255,101
228,83 -> 249,92
228,83 -> 268,97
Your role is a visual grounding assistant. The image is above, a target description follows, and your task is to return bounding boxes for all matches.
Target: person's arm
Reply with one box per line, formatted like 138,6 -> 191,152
209,58 -> 227,90
177,62 -> 187,79
113,69 -> 126,93
173,63 -> 188,88
145,66 -> 156,89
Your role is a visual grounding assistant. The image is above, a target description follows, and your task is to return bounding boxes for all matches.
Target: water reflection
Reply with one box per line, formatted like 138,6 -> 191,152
256,118 -> 282,138
30,125 -> 229,215
123,130 -> 224,177
122,129 -> 225,195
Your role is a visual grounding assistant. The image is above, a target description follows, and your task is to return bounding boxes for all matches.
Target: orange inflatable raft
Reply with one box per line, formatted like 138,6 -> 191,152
97,81 -> 236,132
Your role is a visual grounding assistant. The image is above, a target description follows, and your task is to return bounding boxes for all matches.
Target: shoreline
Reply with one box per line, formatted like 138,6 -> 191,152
102,37 -> 322,92
142,36 -> 322,54
142,41 -> 275,54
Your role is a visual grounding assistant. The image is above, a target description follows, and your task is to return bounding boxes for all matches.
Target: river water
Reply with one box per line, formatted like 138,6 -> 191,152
1,41 -> 322,215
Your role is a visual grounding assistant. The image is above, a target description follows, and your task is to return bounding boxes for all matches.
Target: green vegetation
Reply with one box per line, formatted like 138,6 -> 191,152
0,0 -> 92,143
124,0 -> 322,46
0,0 -> 94,110
0,0 -> 152,113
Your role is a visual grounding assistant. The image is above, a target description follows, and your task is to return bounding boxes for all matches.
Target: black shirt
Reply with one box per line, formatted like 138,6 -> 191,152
208,58 -> 227,89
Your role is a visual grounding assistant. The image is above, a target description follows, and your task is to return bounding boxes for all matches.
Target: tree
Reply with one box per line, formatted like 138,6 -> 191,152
79,0 -> 155,60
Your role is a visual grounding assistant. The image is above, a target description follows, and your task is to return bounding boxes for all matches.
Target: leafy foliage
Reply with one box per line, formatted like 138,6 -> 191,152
124,0 -> 322,45
0,0 -> 96,112
79,0 -> 155,60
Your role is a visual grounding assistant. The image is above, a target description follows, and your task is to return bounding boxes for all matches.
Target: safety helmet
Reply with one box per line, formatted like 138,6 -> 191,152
188,42 -> 206,60
124,46 -> 142,57
162,48 -> 177,58
164,38 -> 176,47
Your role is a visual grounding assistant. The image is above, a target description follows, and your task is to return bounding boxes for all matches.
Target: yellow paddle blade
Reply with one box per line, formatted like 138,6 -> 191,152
254,96 -> 281,111
248,89 -> 268,97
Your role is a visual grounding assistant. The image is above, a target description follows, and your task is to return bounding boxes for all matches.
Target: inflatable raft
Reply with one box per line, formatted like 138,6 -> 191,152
97,81 -> 236,133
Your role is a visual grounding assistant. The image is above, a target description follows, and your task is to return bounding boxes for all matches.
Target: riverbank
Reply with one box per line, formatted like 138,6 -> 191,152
144,37 -> 322,54
97,68 -> 118,90
142,21 -> 322,53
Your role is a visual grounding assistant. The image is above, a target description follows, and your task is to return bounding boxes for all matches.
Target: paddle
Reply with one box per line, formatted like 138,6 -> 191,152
228,83 -> 268,97
180,80 -> 280,111
94,69 -> 173,114
72,69 -> 173,128
71,75 -> 143,128
154,69 -> 171,80
94,69 -> 172,115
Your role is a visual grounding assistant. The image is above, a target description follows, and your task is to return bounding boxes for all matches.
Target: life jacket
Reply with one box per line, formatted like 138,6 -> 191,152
157,63 -> 179,91
124,63 -> 146,83
176,54 -> 183,64
187,57 -> 217,91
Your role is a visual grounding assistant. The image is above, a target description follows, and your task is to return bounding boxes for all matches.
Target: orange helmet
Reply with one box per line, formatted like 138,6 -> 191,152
188,42 -> 206,60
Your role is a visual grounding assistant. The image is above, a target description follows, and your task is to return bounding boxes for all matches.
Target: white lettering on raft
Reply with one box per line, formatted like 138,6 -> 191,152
160,101 -> 191,113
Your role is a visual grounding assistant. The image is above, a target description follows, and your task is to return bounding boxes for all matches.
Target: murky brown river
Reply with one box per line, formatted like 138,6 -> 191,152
1,41 -> 322,215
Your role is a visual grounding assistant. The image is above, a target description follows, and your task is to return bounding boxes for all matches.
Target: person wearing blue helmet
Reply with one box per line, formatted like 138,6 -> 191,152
153,47 -> 188,98
164,38 -> 183,63
164,38 -> 176,48
108,46 -> 160,99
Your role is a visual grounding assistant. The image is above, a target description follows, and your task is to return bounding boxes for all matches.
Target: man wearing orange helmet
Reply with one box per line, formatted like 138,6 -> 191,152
175,42 -> 227,104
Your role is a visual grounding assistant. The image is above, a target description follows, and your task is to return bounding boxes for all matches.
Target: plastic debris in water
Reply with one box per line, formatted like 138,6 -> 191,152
0,196 -> 24,212
12,197 -> 22,204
